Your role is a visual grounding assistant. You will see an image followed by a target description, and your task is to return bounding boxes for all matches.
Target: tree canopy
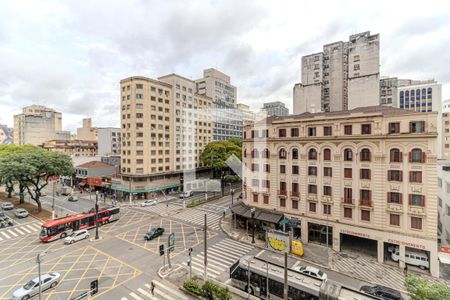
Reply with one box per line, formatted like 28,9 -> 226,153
200,140 -> 242,171
405,274 -> 450,300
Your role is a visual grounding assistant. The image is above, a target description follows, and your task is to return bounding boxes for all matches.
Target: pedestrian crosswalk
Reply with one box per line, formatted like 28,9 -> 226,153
121,279 -> 190,300
172,209 -> 222,231
0,222 -> 41,241
184,238 -> 254,279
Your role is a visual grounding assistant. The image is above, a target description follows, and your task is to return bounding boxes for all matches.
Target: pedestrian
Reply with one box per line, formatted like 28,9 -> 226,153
150,280 -> 155,295
404,264 -> 408,276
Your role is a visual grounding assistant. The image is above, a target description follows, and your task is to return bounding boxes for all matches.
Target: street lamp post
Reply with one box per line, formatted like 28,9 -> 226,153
251,208 -> 256,244
95,191 -> 99,240
231,188 -> 235,205
52,180 -> 55,219
36,252 -> 47,300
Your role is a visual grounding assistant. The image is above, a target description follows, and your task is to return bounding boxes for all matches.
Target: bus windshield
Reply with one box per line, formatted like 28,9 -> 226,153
40,227 -> 48,237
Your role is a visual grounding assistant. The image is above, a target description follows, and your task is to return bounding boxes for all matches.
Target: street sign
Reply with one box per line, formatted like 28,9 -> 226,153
168,233 -> 175,253
90,279 -> 98,295
159,244 -> 165,256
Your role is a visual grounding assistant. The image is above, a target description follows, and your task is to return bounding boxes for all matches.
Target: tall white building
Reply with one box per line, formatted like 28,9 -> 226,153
97,127 -> 121,156
262,101 -> 289,116
437,161 -> 450,245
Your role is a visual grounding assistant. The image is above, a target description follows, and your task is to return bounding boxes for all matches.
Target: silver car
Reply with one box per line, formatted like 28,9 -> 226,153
141,199 -> 157,207
14,208 -> 29,218
2,202 -> 14,210
12,272 -> 60,300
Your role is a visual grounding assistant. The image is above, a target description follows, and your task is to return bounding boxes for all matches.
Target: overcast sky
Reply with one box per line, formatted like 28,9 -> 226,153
0,0 -> 449,132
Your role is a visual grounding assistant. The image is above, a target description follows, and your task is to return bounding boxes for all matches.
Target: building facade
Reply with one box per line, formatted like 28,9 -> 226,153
76,118 -> 98,141
0,123 -> 13,145
262,101 -> 289,116
97,127 -> 121,156
196,68 -> 241,140
116,75 -> 212,198
437,161 -> 450,246
14,105 -> 70,146
294,31 -> 380,114
242,106 -> 439,276
42,139 -> 97,157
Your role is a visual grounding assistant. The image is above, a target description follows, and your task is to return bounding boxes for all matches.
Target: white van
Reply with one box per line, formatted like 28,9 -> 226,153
179,191 -> 193,198
389,246 -> 429,270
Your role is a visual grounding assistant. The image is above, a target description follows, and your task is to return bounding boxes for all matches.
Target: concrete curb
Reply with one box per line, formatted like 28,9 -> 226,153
158,264 -> 183,279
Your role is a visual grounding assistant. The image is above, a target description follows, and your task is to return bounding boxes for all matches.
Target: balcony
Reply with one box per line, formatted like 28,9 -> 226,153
386,202 -> 403,213
278,190 -> 287,197
408,205 -> 425,215
291,191 -> 300,198
359,200 -> 372,207
342,197 -> 355,206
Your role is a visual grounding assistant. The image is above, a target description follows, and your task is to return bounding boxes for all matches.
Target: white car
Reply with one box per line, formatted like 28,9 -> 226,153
141,199 -> 157,207
1,202 -> 14,210
64,229 -> 89,244
14,208 -> 29,218
12,272 -> 60,300
297,266 -> 328,281
179,191 -> 193,198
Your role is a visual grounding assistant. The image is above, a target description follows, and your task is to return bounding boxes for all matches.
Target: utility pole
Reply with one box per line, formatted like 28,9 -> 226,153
95,191 -> 99,240
129,179 -> 132,206
204,214 -> 207,281
284,252 -> 288,300
52,180 -> 55,219
266,260 -> 269,300
36,252 -> 47,300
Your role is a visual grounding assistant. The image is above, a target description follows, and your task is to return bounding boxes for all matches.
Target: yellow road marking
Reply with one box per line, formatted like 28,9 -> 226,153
67,250 -> 100,300
181,223 -> 186,250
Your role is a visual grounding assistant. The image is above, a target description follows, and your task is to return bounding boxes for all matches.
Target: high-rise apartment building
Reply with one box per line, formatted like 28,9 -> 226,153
262,101 -> 289,116
76,118 -> 98,141
293,31 -> 380,114
437,161 -> 450,246
196,68 -> 241,140
14,105 -> 70,146
97,127 -> 121,156
115,75 -> 212,198
241,106 -> 438,276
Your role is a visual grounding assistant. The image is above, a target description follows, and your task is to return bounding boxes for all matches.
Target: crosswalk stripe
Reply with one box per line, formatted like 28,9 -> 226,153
0,232 -> 10,239
191,260 -> 221,275
213,242 -> 249,254
0,236 -> 3,241
129,292 -> 144,300
201,252 -> 235,265
195,254 -> 229,269
32,224 -> 42,230
222,238 -> 254,250
154,280 -> 189,300
14,227 -> 25,235
137,288 -> 158,299
21,226 -> 31,233
187,263 -> 218,279
27,225 -> 38,231
121,297 -> 128,300
207,248 -> 240,261
8,230 -> 18,237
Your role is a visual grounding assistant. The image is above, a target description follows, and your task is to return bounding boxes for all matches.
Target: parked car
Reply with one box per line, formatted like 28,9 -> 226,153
360,285 -> 403,300
64,229 -> 89,244
12,272 -> 60,300
0,212 -> 7,221
14,208 -> 29,218
1,202 -> 14,210
296,266 -> 327,281
144,227 -> 165,240
67,196 -> 78,202
388,246 -> 430,270
141,199 -> 157,207
179,191 -> 193,198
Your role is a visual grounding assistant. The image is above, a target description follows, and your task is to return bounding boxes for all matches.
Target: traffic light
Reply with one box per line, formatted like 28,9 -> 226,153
90,279 -> 98,295
188,247 -> 193,256
159,244 -> 165,256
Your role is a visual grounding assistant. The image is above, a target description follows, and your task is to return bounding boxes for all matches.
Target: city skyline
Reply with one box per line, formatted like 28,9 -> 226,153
0,0 -> 449,133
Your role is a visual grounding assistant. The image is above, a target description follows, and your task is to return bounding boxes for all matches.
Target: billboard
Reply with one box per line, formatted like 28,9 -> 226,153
0,124 -> 13,145
266,230 -> 290,253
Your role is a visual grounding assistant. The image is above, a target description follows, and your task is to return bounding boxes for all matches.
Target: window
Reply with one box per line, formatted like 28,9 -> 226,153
279,128 -> 286,137
292,182 -> 299,194
280,165 -> 286,174
264,164 -> 270,172
252,179 -> 259,187
291,128 -> 299,137
280,198 -> 286,207
136,93 -> 143,99
251,148 -> 259,158
409,194 -> 425,206
308,149 -> 317,160
279,149 -> 287,159
251,164 -> 259,172
292,165 -> 299,174
323,148 -> 331,161
411,217 -> 422,230
361,210 -> 370,221
344,208 -> 352,218
344,149 -> 353,161
323,126 -> 332,136
410,121 -> 425,133
280,182 -> 287,192
253,194 -> 258,203
243,149 -> 247,158
292,200 -> 299,209
360,148 -> 371,161
309,202 -> 316,212
410,148 -> 425,163
308,127 -> 316,137
344,188 -> 352,203
323,204 -> 331,215
263,195 -> 269,204
136,83 -> 143,89
308,184 -> 317,194
388,170 -> 402,181
308,166 -> 317,176
390,214 -> 400,226
262,148 -> 270,159
410,171 -> 422,183
292,148 -> 299,160
361,124 -> 371,134
344,125 -> 352,135
324,167 -> 332,177
390,148 -> 402,163
389,122 -> 400,134
344,168 -> 352,178
388,192 -> 402,204
323,186 -> 332,196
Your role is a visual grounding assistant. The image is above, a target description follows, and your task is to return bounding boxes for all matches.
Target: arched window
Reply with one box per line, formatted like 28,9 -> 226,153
323,148 -> 331,161
422,88 -> 426,99
344,149 -> 353,161
243,149 -> 247,158
410,148 -> 425,163
292,148 -> 299,160
308,149 -> 317,160
251,149 -> 259,158
279,148 -> 287,159
390,148 -> 401,163
400,91 -> 404,100
262,148 -> 270,159
416,89 -> 420,100
360,148 -> 371,161
427,88 -> 432,99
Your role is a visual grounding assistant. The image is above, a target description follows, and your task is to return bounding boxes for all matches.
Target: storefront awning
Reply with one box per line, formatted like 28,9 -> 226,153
231,202 -> 283,224
111,183 -> 181,194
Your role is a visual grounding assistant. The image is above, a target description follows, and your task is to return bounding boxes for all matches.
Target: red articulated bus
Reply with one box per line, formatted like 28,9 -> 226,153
39,206 -> 120,242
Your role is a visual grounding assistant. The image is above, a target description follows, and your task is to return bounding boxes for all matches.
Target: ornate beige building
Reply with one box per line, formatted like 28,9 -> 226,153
42,139 -> 97,156
242,106 -> 439,276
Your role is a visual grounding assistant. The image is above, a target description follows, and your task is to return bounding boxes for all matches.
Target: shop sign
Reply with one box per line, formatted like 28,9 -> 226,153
387,239 -> 426,250
341,229 -> 370,239
87,177 -> 102,186
291,240 -> 303,256
267,230 -> 290,253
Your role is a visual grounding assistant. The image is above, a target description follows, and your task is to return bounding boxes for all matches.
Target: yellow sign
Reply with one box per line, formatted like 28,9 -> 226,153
268,237 -> 287,252
291,240 -> 304,256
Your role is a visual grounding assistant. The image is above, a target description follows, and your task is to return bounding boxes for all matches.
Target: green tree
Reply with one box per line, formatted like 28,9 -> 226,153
228,137 -> 242,148
0,145 -> 35,198
405,274 -> 450,300
0,148 -> 74,211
